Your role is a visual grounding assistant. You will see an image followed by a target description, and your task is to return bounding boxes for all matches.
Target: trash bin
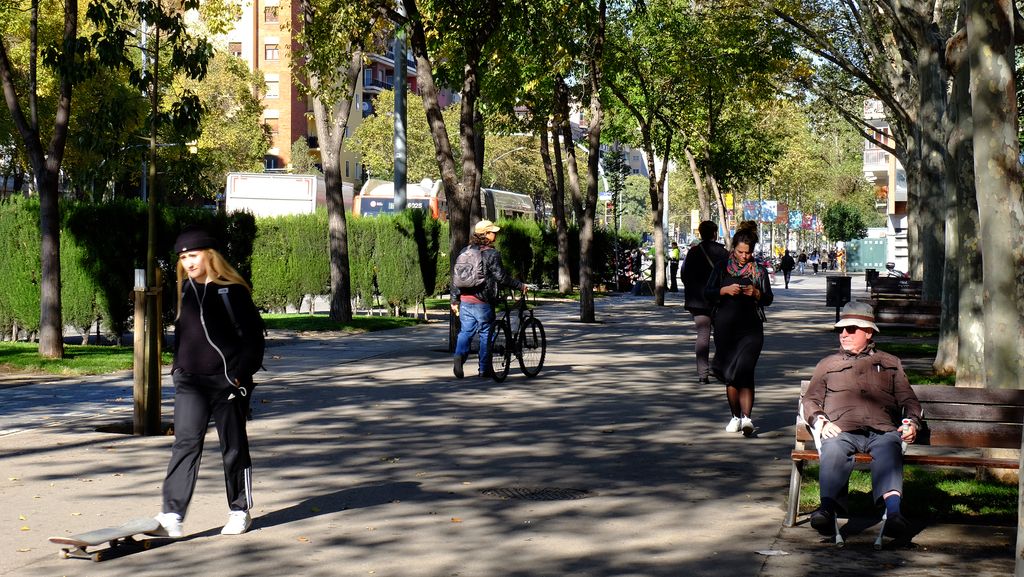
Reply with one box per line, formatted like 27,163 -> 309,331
825,276 -> 852,308
865,268 -> 878,290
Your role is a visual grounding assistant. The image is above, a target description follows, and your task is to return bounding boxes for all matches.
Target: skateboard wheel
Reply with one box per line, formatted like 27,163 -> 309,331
59,549 -> 70,559
143,540 -> 154,550
92,551 -> 103,562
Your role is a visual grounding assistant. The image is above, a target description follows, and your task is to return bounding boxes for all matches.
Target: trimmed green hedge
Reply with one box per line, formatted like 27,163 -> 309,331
1,199 -> 639,339
0,198 -> 256,341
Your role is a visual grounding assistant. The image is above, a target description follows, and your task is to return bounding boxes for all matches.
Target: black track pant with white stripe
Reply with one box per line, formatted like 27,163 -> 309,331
162,371 -> 253,517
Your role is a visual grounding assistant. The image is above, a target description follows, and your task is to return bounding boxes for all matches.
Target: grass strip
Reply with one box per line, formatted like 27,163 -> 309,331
799,464 -> 1016,524
0,343 -> 173,375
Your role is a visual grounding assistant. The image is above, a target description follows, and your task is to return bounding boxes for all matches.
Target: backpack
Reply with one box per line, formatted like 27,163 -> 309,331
453,245 -> 487,289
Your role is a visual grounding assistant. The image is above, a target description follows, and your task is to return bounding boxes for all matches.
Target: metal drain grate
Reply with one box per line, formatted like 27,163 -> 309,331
480,487 -> 594,501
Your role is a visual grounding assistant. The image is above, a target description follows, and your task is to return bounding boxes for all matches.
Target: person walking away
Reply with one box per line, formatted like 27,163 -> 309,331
152,228 -> 265,538
797,251 -> 808,275
451,220 -> 527,378
681,221 -> 729,384
810,251 -> 820,275
704,221 -> 774,436
779,250 -> 796,289
668,241 -> 681,292
803,301 -> 920,541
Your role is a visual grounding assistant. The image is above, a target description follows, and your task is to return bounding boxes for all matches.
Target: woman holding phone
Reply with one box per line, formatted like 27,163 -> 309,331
704,221 -> 773,437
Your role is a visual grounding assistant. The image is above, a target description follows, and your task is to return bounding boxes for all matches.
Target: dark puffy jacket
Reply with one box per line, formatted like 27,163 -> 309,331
451,245 -> 524,306
681,241 -> 729,311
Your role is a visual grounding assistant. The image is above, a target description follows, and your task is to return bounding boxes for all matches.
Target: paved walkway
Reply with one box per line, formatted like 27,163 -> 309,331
0,272 -> 1014,576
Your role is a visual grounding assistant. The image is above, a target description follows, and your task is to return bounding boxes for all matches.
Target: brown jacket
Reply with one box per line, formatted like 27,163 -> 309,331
803,343 -> 921,432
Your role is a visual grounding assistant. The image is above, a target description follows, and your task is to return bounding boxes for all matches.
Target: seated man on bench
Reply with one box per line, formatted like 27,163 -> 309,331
802,301 -> 922,541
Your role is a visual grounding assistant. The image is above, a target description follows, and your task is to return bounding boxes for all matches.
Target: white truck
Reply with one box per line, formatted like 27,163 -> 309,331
224,172 -> 353,216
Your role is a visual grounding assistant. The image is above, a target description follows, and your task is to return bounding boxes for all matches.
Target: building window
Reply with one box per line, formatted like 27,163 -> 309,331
345,160 -> 350,178
266,80 -> 279,99
228,42 -> 242,58
264,6 -> 279,23
264,118 -> 279,136
264,44 -> 279,61
363,68 -> 373,87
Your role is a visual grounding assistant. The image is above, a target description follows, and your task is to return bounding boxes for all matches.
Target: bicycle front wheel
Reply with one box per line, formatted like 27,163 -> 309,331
488,321 -> 512,382
516,317 -> 546,377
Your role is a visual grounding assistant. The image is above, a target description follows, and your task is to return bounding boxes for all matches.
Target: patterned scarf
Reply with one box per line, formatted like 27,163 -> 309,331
725,254 -> 761,282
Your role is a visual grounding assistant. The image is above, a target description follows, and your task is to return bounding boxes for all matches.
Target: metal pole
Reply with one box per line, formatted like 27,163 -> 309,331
141,16 -> 162,436
393,21 -> 408,210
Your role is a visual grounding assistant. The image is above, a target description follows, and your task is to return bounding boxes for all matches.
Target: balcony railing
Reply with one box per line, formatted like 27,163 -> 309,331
863,149 -> 888,169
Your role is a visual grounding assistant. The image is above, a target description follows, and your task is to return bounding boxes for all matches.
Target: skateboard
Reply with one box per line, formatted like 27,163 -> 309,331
49,517 -> 162,561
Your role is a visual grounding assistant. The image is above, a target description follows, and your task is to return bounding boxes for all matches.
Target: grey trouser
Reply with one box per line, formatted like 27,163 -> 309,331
819,429 -> 903,512
690,310 -> 713,380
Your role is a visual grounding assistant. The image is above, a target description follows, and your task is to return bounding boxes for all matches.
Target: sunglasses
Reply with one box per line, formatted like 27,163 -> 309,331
838,326 -> 862,334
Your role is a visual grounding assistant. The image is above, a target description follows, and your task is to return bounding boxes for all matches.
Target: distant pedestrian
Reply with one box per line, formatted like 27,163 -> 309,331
704,221 -> 774,437
153,227 -> 265,538
451,220 -> 527,379
668,241 -> 681,293
681,221 -> 729,384
779,250 -> 796,289
797,251 -> 808,275
810,251 -> 820,275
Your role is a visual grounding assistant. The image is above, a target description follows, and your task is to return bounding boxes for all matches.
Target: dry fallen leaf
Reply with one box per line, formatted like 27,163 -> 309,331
297,537 -> 310,543
450,518 -> 462,523
19,515 -> 26,521
20,526 -> 30,531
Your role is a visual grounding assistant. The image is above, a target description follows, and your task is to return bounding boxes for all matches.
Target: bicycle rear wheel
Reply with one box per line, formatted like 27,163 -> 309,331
488,321 -> 512,382
516,317 -> 546,377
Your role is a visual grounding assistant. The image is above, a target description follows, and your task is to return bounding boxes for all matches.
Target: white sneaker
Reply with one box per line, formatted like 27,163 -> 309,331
221,510 -> 252,535
150,512 -> 183,538
741,417 -> 755,436
725,416 -> 741,433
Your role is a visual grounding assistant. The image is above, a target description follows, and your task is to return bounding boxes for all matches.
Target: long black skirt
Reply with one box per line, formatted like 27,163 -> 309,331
711,296 -> 764,388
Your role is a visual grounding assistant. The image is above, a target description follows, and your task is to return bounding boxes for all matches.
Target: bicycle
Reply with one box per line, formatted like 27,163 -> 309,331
487,290 -> 547,382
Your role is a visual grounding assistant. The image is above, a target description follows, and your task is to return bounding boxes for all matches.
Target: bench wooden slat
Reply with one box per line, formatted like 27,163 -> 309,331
790,449 -> 1018,470
915,386 -> 1024,405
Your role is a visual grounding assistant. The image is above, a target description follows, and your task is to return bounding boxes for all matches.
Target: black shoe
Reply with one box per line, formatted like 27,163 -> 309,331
810,509 -> 836,537
453,356 -> 464,379
883,512 -> 912,541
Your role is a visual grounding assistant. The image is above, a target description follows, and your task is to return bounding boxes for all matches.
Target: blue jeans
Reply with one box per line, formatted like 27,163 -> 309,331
454,302 -> 495,376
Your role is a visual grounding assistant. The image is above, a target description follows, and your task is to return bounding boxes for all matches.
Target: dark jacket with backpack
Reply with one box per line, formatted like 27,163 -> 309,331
174,280 -> 265,396
681,240 -> 729,312
451,245 -> 524,307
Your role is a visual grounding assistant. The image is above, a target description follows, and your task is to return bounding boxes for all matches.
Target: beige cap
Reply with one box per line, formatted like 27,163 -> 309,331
474,220 -> 500,234
834,301 -> 880,333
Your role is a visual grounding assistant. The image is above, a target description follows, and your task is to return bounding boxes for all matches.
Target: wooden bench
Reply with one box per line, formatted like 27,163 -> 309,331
864,278 -> 940,329
785,381 -> 1024,527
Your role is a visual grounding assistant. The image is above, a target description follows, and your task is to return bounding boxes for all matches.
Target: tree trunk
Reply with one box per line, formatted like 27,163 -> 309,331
684,146 -> 710,221
540,122 -> 572,293
968,0 -> 1024,392
579,0 -> 606,323
459,58 -> 482,227
0,0 -> 75,358
309,50 -> 361,323
642,131 -> 670,306
709,173 -> 729,249
916,23 -> 948,302
557,79 -> 583,224
406,2 -> 463,255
